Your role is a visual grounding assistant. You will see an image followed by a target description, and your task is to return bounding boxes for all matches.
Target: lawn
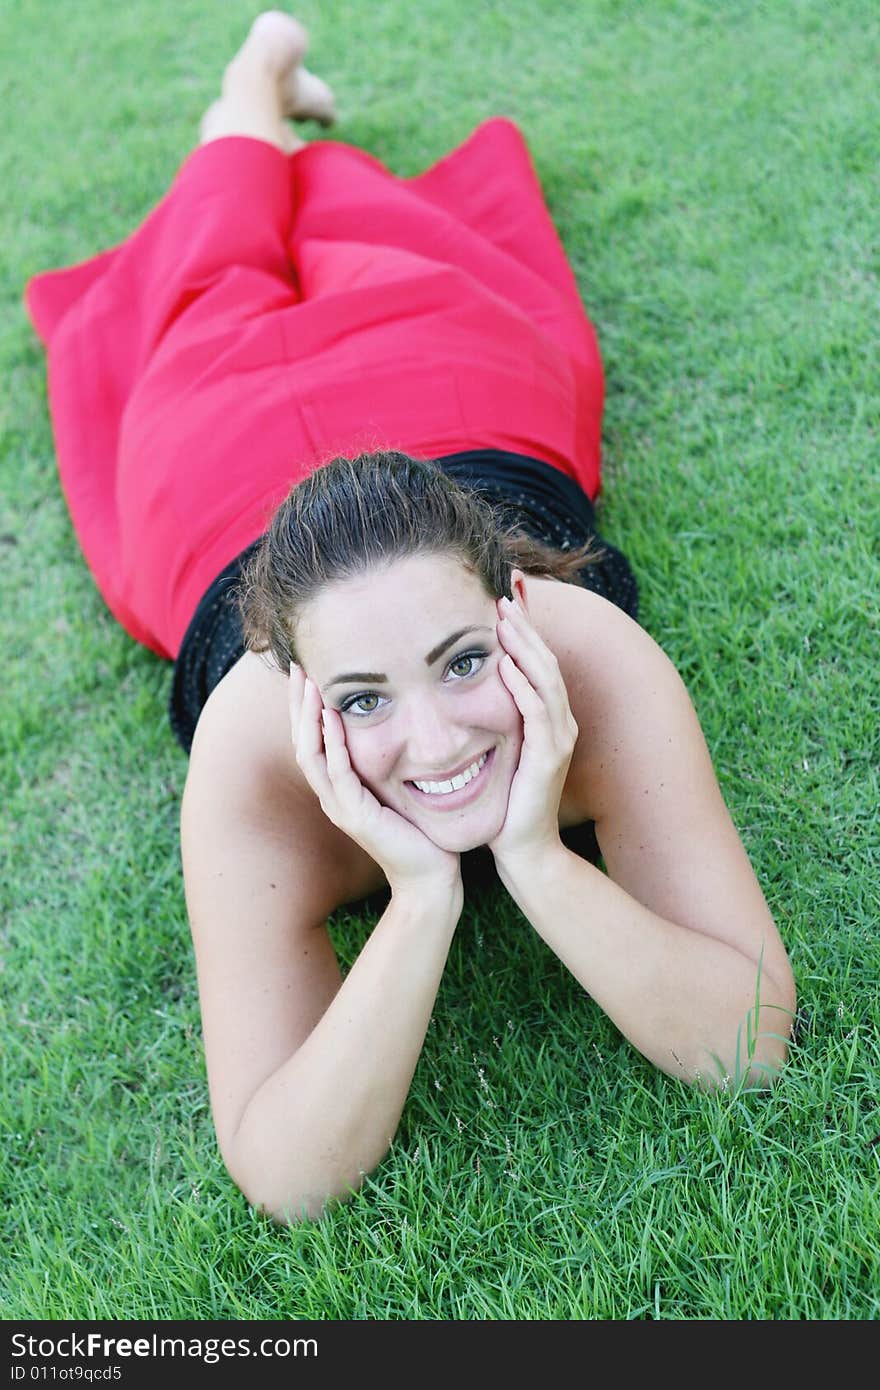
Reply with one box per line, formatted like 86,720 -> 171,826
1,0 -> 878,1320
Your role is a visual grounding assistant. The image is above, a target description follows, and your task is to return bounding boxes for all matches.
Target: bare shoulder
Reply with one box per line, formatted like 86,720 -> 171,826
182,650 -> 314,891
186,649 -> 297,800
526,576 -> 792,992
524,574 -> 684,823
182,649 -> 382,914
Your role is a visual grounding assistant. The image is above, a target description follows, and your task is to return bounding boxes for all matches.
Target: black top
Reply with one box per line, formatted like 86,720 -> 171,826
168,448 -> 638,892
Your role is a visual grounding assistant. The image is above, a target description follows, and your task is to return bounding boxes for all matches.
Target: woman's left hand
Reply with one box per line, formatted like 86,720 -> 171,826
487,595 -> 578,869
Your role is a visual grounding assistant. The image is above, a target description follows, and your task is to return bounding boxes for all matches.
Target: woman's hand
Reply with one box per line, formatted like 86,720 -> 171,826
289,663 -> 462,898
488,596 -> 578,870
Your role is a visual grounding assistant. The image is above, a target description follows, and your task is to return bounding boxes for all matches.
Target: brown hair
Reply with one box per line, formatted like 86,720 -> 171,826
238,450 -> 601,670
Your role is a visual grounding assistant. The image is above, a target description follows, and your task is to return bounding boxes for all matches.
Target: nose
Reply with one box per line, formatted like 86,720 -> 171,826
402,691 -> 469,775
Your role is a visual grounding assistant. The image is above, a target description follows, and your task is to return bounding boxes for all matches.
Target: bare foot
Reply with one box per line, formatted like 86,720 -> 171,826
200,11 -> 336,152
239,12 -> 337,126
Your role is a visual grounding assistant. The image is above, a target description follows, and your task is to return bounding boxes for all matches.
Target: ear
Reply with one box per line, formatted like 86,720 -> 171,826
510,567 -> 528,611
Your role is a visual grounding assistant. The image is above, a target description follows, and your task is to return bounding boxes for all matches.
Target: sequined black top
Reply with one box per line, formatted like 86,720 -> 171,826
169,448 -> 639,755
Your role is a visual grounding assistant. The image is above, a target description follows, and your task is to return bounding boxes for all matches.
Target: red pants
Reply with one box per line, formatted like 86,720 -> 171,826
26,119 -> 605,658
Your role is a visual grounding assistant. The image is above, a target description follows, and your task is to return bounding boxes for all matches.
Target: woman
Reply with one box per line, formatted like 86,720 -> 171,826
26,12 -> 796,1224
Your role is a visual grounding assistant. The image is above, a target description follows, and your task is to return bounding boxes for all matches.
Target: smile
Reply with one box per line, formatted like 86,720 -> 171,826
411,752 -> 489,796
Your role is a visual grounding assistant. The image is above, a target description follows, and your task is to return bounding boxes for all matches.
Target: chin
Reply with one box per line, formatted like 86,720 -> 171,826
421,821 -> 501,855
408,799 -> 508,855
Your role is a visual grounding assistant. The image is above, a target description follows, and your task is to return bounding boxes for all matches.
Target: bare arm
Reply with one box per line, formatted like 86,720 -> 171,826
491,584 -> 796,1086
181,655 -> 462,1222
223,882 -> 460,1222
496,846 -> 792,1086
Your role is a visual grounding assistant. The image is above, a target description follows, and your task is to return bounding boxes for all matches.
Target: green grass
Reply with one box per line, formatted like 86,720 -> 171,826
2,0 -> 878,1320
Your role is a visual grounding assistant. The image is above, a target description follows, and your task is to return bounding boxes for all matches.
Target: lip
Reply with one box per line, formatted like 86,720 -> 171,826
407,748 -> 492,785
405,747 -> 495,812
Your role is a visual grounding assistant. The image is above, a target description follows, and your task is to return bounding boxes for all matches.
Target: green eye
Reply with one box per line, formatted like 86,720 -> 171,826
447,650 -> 489,680
341,692 -> 382,715
449,654 -> 476,677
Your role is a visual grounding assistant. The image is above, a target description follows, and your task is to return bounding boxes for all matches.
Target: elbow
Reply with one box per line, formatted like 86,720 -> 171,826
246,1184 -> 352,1228
759,961 -> 798,1082
705,966 -> 798,1093
745,990 -> 799,1090
218,1088 -> 399,1224
222,1135 -> 370,1227
739,1031 -> 791,1091
232,1162 -> 364,1227
735,950 -> 798,1090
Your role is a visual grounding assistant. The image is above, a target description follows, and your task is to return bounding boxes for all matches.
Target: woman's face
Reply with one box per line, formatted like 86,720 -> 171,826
294,551 -> 525,852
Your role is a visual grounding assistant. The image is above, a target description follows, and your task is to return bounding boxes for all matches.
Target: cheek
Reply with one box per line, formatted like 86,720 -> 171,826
343,722 -> 398,788
469,670 -> 522,735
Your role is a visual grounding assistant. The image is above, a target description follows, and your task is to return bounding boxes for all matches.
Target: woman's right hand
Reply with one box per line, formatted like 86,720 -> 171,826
289,663 -> 462,899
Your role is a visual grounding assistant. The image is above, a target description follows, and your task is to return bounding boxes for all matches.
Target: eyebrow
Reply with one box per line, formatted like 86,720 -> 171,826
322,626 -> 494,691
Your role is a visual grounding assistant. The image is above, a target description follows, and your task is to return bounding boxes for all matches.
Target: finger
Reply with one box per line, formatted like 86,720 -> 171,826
499,632 -> 576,740
320,706 -> 359,788
497,599 -> 568,695
294,678 -> 336,804
297,676 -> 325,758
498,652 -> 550,729
321,707 -> 385,824
497,596 -> 553,657
288,661 -> 305,742
496,609 -> 567,712
499,654 -> 578,760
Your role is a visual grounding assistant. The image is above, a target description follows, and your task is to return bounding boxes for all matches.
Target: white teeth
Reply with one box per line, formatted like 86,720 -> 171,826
413,752 -> 488,796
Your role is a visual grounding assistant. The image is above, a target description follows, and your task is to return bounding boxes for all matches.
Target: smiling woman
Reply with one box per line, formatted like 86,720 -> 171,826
237,450 -> 585,853
293,544 -> 522,854
24,11 -> 796,1224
